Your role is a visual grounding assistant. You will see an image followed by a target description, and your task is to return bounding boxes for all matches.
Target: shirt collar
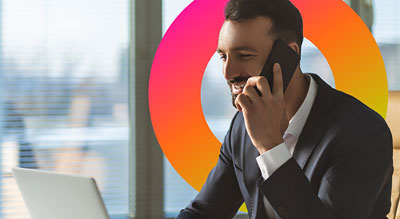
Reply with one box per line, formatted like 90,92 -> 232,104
285,74 -> 318,138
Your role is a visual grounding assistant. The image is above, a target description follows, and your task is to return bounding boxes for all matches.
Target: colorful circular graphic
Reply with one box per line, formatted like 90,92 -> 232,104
149,0 -> 387,212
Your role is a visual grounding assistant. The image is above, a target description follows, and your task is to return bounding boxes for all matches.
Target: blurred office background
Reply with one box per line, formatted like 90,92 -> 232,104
0,0 -> 397,218
0,0 -> 130,218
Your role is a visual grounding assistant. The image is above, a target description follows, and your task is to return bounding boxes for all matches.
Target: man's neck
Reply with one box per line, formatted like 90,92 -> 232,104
284,70 -> 309,121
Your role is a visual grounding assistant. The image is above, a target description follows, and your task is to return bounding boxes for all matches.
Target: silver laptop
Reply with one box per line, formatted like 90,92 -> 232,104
12,167 -> 110,219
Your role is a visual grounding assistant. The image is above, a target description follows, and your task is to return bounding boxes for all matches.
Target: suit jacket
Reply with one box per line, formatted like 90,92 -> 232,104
177,74 -> 393,219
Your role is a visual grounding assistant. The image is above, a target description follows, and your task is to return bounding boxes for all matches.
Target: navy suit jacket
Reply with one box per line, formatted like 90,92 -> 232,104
177,74 -> 393,219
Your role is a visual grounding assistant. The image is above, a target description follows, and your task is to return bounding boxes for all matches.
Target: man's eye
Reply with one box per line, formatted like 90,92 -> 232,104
240,54 -> 253,59
219,55 -> 226,60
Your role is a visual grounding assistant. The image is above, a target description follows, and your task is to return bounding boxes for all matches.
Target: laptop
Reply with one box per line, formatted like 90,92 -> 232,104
12,167 -> 110,219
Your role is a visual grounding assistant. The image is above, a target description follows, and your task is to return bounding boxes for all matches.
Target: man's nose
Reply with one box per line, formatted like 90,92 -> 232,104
223,58 -> 242,80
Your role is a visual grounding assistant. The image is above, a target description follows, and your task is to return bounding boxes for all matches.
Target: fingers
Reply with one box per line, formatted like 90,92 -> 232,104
235,82 -> 261,112
236,64 -> 284,112
235,93 -> 250,112
246,76 -> 271,97
272,63 -> 284,98
243,83 -> 261,103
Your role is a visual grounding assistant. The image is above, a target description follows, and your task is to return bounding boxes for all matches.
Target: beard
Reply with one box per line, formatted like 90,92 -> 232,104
227,76 -> 249,108
230,91 -> 238,108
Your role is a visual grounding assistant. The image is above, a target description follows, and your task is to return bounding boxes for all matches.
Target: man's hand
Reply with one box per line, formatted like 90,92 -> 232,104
235,63 -> 289,154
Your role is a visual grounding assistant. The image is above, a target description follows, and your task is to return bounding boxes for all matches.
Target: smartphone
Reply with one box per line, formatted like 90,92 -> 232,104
255,40 -> 300,96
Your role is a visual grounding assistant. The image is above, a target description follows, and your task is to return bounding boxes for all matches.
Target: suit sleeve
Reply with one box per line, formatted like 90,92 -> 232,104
176,113 -> 244,219
257,127 -> 393,219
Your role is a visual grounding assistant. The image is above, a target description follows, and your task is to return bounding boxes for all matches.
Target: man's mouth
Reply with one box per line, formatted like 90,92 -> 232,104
232,82 -> 246,95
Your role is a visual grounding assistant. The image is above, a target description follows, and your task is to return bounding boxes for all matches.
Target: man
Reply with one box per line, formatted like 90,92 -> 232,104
177,0 -> 393,218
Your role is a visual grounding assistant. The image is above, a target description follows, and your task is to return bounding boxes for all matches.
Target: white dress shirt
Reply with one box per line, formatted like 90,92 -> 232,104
255,74 -> 318,219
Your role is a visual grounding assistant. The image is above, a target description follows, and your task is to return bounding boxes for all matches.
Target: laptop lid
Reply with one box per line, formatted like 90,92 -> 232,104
12,167 -> 110,219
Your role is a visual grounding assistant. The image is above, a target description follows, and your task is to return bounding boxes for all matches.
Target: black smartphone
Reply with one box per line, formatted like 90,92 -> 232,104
255,40 -> 300,96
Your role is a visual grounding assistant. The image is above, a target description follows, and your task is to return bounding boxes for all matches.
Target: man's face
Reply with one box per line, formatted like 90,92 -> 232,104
217,16 -> 274,106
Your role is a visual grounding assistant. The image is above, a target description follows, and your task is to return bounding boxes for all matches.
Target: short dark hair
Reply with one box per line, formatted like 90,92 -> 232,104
224,0 -> 303,51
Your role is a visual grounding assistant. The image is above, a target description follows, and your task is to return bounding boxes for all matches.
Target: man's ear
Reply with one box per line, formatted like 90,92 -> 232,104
288,42 -> 300,54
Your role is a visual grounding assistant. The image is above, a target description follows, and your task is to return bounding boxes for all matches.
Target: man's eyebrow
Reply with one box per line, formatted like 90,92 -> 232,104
217,46 -> 258,53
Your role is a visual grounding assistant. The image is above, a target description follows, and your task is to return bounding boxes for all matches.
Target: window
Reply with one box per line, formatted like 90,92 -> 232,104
0,0 -> 130,217
372,0 -> 400,90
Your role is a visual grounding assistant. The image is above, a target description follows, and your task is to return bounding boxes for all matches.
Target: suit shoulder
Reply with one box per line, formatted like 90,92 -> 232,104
334,90 -> 390,133
329,90 -> 392,152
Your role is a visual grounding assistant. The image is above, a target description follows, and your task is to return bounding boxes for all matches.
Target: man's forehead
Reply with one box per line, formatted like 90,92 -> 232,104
217,18 -> 273,53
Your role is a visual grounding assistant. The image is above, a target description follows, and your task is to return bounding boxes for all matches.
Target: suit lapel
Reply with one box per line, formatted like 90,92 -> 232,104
292,74 -> 337,172
242,136 -> 269,219
254,190 -> 268,219
242,131 -> 261,200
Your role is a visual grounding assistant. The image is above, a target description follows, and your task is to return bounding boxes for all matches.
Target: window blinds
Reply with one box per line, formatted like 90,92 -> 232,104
0,0 -> 130,218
